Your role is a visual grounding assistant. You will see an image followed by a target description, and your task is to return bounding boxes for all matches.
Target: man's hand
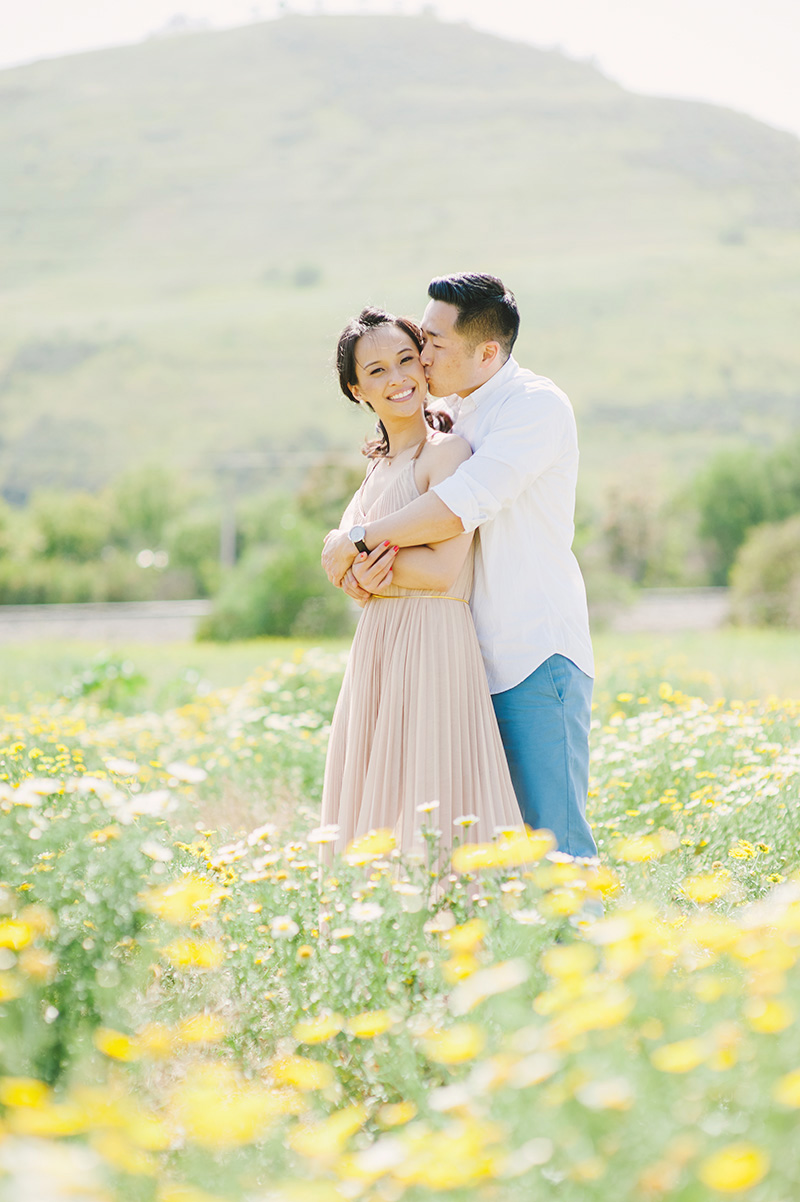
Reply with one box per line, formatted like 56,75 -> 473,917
322,529 -> 358,586
352,542 -> 398,596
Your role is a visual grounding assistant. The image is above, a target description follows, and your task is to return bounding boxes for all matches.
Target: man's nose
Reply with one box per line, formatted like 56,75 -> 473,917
420,343 -> 432,367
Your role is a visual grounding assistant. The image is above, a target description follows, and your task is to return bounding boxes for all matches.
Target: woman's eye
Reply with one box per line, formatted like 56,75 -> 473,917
369,367 -> 384,376
400,356 -> 414,364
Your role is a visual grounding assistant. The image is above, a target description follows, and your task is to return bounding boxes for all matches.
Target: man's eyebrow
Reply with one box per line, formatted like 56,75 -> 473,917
422,327 -> 444,340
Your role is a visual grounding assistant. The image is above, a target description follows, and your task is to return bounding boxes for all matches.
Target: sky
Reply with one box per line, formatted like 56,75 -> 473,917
1,0 -> 799,140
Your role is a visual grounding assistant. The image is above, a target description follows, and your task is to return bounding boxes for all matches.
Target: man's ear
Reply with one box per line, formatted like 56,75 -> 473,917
480,341 -> 501,366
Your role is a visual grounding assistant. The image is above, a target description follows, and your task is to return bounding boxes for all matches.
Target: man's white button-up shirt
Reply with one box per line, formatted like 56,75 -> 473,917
431,355 -> 594,694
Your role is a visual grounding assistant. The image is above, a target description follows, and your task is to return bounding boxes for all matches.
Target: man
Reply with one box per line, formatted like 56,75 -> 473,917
322,273 -> 597,859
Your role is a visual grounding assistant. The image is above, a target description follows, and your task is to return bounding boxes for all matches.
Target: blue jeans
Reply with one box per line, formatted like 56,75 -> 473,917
491,655 -> 597,859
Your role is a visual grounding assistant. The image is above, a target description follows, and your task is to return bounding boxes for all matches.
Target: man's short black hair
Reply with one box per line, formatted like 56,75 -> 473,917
427,272 -> 520,356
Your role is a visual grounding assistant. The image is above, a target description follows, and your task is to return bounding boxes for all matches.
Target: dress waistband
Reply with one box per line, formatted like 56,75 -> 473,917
370,594 -> 469,603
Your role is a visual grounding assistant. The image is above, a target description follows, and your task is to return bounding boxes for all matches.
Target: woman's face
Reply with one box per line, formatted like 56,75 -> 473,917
350,325 -> 428,424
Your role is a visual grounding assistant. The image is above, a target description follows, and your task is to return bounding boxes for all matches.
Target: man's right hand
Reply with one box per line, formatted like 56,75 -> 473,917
321,529 -> 358,586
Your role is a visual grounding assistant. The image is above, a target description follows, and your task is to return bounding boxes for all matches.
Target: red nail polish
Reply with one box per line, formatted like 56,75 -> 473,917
384,540 -> 390,547
393,546 -> 399,552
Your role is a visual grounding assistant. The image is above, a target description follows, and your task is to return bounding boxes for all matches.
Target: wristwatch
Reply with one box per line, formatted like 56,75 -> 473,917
348,525 -> 369,554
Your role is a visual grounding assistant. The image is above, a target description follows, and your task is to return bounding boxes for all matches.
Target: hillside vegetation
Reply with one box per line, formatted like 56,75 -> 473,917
1,13 -> 799,501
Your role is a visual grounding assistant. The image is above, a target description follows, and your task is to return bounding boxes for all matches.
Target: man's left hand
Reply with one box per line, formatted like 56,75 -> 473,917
322,529 -> 358,586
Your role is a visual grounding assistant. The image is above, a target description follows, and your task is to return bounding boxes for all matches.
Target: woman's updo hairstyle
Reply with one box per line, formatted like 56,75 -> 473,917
336,306 -> 452,458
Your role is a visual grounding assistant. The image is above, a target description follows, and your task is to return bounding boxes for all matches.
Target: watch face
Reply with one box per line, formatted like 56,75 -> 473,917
349,525 -> 366,543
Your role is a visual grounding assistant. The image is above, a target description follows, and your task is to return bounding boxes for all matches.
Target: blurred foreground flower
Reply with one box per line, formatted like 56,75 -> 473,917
698,1143 -> 769,1192
451,828 -> 555,872
344,829 -> 396,865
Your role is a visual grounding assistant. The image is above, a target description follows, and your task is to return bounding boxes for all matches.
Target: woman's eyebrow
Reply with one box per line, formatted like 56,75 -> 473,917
359,344 -> 417,369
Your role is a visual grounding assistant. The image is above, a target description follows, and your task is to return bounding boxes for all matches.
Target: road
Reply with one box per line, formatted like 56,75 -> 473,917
0,590 -> 731,643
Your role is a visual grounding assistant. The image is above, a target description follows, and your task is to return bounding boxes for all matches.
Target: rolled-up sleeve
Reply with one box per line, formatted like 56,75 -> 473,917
432,388 -> 572,533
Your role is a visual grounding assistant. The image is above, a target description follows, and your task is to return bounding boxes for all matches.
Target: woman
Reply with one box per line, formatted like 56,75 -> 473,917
319,307 -> 521,857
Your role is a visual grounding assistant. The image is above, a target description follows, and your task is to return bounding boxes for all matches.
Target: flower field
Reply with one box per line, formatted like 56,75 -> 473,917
1,645 -> 799,1201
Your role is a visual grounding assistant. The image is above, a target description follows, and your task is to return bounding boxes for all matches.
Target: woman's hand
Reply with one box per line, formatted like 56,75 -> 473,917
352,542 -> 398,596
341,568 -> 370,607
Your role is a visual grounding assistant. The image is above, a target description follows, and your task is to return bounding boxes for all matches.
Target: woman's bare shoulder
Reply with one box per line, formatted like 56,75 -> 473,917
423,430 -> 472,467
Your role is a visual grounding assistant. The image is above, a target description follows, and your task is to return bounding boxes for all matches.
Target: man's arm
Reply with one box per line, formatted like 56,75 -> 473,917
367,490 -> 464,549
319,444 -> 463,588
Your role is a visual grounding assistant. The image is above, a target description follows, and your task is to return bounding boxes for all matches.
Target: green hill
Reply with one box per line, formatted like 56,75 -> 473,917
1,13 -> 799,503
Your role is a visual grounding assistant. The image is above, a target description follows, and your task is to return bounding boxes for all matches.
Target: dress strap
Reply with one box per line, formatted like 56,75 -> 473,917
411,433 -> 430,462
355,456 -> 383,515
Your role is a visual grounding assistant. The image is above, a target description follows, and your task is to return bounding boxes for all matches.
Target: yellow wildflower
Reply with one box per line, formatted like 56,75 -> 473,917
451,828 -> 555,873
773,1068 -> 800,1107
344,829 -> 396,865
345,1010 -> 394,1038
93,1028 -> 141,1062
442,918 -> 487,954
422,1023 -> 486,1065
651,1037 -> 709,1073
287,1104 -> 367,1162
0,1077 -> 50,1107
613,829 -> 677,863
0,919 -> 33,950
377,1100 -> 417,1127
161,939 -> 224,970
698,1143 -> 769,1192
271,1055 -> 336,1091
169,1063 -> 300,1147
141,876 -> 221,926
744,996 -> 794,1033
292,1013 -> 344,1044
176,1013 -> 226,1044
682,871 -> 732,904
541,943 -> 597,980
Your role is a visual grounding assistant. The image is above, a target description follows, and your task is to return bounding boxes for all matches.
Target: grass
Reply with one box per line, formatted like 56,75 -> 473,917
0,627 -> 797,713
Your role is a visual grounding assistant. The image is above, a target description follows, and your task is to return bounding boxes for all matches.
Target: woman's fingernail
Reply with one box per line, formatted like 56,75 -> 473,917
393,546 -> 399,552
384,540 -> 390,547
358,553 -> 366,560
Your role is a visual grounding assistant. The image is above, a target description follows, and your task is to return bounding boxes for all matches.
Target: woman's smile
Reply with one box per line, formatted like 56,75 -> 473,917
387,385 -> 415,402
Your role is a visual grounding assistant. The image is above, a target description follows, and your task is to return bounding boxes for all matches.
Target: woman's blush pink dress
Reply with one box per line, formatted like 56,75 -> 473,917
320,455 -> 522,857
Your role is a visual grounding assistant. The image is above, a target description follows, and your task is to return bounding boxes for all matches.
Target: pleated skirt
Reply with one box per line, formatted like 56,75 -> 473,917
319,588 -> 523,858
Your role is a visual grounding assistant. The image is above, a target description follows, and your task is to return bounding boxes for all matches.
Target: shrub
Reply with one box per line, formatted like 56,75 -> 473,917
199,523 -> 355,640
164,510 -> 222,596
31,490 -> 114,561
730,514 -> 800,627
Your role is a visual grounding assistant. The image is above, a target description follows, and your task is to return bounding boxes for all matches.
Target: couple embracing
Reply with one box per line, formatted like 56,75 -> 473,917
320,272 -> 597,863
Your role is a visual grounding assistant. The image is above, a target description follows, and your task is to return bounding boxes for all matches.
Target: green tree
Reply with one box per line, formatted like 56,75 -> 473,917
695,450 -> 774,584
111,464 -> 186,549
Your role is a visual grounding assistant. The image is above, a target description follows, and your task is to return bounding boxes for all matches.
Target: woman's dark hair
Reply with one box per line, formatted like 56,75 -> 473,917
336,306 -> 451,458
427,272 -> 519,356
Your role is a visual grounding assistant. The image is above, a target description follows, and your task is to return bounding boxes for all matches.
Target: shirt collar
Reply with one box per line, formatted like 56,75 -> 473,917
451,355 -> 518,417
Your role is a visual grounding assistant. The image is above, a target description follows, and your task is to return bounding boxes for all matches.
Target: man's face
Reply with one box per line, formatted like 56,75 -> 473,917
420,299 -> 483,399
